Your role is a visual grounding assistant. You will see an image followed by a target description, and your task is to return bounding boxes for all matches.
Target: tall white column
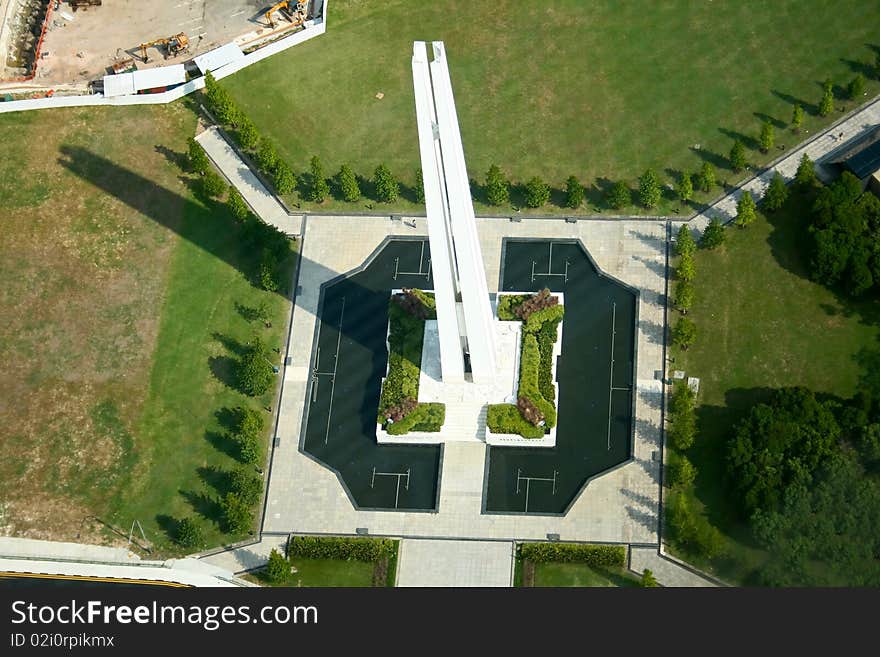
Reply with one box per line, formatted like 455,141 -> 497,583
411,41 -> 497,385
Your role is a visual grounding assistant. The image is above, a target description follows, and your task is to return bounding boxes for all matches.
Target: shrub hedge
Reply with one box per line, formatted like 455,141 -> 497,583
518,334 -> 557,429
536,320 -> 558,403
497,294 -> 531,320
377,292 -> 445,434
288,536 -> 396,562
487,403 -> 545,438
523,304 -> 564,335
386,402 -> 445,434
519,542 -> 626,567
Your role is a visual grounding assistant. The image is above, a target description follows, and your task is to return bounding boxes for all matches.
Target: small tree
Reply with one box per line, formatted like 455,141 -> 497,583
414,167 -> 425,204
259,248 -> 278,292
795,153 -> 816,188
729,140 -> 747,173
237,116 -> 259,150
374,164 -> 399,203
227,186 -> 250,222
237,335 -> 274,396
819,80 -> 834,116
697,162 -> 716,193
848,73 -> 865,100
273,160 -> 296,195
307,156 -> 328,203
638,169 -> 662,209
238,433 -> 260,465
339,164 -> 360,202
700,218 -> 726,249
524,176 -> 550,208
257,139 -> 279,174
875,51 -> 880,80
229,466 -> 263,505
676,224 -> 696,257
676,254 -> 696,282
606,180 -> 631,209
175,517 -> 204,549
677,171 -> 693,204
187,137 -> 210,175
564,175 -> 584,209
674,279 -> 695,314
762,171 -> 788,211
485,164 -> 510,206
640,569 -> 659,587
791,104 -> 804,133
759,121 -> 774,153
203,71 -> 238,125
201,170 -> 227,198
220,493 -> 253,534
734,190 -> 757,228
265,548 -> 291,584
672,317 -> 697,350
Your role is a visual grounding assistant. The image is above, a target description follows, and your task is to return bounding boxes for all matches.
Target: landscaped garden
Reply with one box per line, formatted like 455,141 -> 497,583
665,171 -> 880,585
376,289 -> 445,435
249,536 -> 400,587
487,289 -> 563,438
222,0 -> 880,215
514,542 -> 648,587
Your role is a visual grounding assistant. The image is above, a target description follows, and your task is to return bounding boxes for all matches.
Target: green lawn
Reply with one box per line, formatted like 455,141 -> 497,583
249,558 -> 376,587
671,188 -> 880,583
224,0 -> 880,215
532,563 -> 640,587
0,103 -> 295,553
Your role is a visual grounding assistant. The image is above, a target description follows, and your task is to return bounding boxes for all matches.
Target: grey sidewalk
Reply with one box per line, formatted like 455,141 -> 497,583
200,534 -> 289,574
396,539 -> 514,587
195,126 -> 300,236
690,96 -> 880,232
629,546 -> 719,587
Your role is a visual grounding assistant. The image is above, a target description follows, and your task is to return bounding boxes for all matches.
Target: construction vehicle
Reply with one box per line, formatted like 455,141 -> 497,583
263,1 -> 307,28
68,0 -> 102,10
138,33 -> 189,64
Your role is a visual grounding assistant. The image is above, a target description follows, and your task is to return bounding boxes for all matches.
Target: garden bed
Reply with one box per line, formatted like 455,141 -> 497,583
487,290 -> 564,442
376,289 -> 445,437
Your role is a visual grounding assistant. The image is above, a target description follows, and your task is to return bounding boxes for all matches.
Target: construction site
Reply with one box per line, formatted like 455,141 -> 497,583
0,0 -> 319,94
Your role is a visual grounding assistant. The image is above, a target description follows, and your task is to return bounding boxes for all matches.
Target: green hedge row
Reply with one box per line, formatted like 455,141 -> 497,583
536,320 -> 557,403
519,542 -> 626,567
487,403 -> 545,438
386,402 -> 445,435
518,334 -> 557,429
288,536 -> 396,562
523,304 -> 564,335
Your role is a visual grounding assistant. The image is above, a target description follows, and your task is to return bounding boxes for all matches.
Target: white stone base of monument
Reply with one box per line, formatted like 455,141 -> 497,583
376,292 -> 563,448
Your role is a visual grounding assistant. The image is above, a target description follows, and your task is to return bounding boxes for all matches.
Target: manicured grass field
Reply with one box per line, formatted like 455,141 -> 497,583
0,103 -> 294,552
224,0 -> 880,215
671,189 -> 880,582
250,558 -> 376,587
532,563 -> 640,587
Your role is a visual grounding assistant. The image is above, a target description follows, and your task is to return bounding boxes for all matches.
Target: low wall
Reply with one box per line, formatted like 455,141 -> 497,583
0,18 -> 325,113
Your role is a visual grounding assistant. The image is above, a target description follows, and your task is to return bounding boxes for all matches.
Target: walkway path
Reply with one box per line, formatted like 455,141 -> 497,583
396,539 -> 514,587
200,534 -> 288,574
195,126 -> 300,236
690,96 -> 880,231
630,546 -> 720,587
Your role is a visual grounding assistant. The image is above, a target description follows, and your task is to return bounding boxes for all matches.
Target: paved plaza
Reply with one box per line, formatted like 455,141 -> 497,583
262,215 -> 667,544
396,539 -> 514,587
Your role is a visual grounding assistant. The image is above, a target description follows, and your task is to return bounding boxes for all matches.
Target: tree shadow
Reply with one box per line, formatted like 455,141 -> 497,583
155,514 -> 179,542
626,229 -> 666,254
154,144 -> 187,170
205,430 -> 240,459
690,146 -> 729,172
179,489 -> 222,523
753,112 -> 786,130
633,254 -> 667,278
586,176 -> 616,211
718,127 -> 759,152
639,318 -> 666,345
399,180 -> 421,205
197,465 -> 233,496
216,406 -> 244,432
212,331 -> 247,357
771,89 -> 818,117
840,58 -> 874,78
209,355 -> 239,390
235,301 -> 261,323
626,504 -> 657,532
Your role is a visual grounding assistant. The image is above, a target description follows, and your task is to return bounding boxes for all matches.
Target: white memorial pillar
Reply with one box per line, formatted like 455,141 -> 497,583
411,41 -> 497,385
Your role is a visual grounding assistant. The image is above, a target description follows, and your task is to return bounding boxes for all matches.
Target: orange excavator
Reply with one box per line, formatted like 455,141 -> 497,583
263,1 -> 308,28
138,33 -> 190,64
